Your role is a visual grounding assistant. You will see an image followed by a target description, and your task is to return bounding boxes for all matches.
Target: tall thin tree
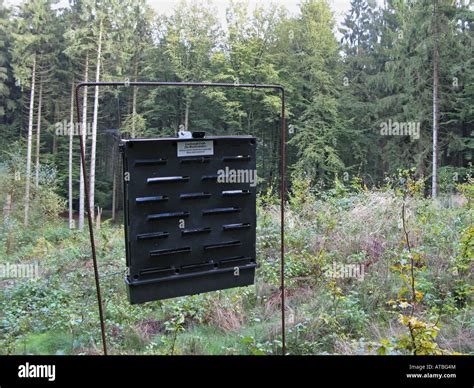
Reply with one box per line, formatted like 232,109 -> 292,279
34,76 -> 43,188
90,19 -> 103,220
24,53 -> 36,226
68,79 -> 75,229
432,0 -> 440,198
78,53 -> 88,230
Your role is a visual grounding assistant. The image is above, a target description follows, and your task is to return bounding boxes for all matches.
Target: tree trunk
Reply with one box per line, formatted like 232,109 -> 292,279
24,53 -> 36,227
90,19 -> 103,221
184,94 -> 190,131
131,59 -> 138,138
111,144 -> 117,223
432,0 -> 440,198
3,193 -> 12,221
52,133 -> 57,155
34,77 -> 43,188
95,206 -> 102,229
68,79 -> 75,229
4,193 -> 13,253
79,53 -> 89,230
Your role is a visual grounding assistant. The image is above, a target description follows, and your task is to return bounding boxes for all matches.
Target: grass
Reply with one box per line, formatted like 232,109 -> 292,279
1,181 -> 472,355
14,331 -> 75,355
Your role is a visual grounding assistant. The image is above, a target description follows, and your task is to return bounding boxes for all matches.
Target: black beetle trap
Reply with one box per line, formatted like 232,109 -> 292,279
120,132 -> 257,304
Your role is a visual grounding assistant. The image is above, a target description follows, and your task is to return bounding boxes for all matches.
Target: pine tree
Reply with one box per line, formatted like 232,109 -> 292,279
11,0 -> 57,226
286,0 -> 346,184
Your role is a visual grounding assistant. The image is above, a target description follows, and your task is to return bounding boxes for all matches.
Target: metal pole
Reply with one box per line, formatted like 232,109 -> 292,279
280,88 -> 286,355
74,81 -> 286,355
75,85 -> 108,355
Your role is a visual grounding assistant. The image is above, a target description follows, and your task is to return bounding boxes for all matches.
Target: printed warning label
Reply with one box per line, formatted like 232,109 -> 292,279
177,140 -> 214,157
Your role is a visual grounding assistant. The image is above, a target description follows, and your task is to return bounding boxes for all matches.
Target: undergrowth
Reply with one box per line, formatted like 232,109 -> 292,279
0,171 -> 472,355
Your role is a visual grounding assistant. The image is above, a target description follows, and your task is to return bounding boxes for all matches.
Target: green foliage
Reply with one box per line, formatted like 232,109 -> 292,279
0,0 -> 472,357
289,173 -> 315,213
450,225 -> 474,308
0,152 -> 65,256
1,0 -> 471,207
15,331 -> 74,355
121,113 -> 148,138
376,189 -> 463,355
1,186 -> 472,355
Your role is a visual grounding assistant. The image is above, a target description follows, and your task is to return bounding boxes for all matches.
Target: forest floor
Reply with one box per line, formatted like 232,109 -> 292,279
1,185 -> 472,355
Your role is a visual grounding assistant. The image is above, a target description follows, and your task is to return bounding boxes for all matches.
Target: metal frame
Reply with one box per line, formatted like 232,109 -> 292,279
75,81 -> 286,355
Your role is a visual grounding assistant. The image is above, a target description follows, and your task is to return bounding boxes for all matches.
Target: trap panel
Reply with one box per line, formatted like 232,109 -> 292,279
121,135 -> 257,304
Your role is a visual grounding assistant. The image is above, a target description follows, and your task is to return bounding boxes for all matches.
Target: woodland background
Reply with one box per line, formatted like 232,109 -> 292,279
0,0 -> 472,355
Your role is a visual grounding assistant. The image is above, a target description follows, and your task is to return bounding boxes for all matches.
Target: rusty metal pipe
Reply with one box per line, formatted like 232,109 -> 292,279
74,81 -> 286,355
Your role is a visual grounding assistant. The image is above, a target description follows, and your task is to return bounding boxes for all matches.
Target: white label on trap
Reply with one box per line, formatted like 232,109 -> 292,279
177,140 -> 214,157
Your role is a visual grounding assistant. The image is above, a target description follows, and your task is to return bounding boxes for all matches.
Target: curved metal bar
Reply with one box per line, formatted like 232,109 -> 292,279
74,81 -> 286,355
